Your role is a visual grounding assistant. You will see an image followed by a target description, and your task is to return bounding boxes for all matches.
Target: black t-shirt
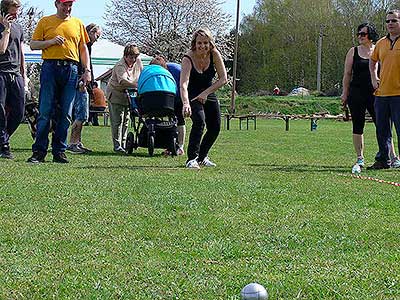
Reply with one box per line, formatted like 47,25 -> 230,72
0,22 -> 24,74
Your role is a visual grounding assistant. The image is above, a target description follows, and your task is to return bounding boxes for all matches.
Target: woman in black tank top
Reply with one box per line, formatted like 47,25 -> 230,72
180,28 -> 228,169
341,23 -> 398,172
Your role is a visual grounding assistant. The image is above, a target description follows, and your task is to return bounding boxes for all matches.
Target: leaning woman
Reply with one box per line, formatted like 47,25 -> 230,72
107,44 -> 143,153
341,23 -> 399,172
180,28 -> 228,169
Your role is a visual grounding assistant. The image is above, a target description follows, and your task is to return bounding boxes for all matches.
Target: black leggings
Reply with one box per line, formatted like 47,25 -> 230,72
348,87 -> 376,134
187,99 -> 221,161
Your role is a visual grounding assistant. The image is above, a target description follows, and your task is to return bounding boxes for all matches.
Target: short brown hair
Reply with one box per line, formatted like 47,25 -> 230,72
190,28 -> 216,51
1,0 -> 21,13
150,56 -> 167,69
123,44 -> 140,57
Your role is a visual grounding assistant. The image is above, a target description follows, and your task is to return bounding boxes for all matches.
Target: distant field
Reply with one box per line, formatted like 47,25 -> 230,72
0,120 -> 399,299
220,95 -> 341,115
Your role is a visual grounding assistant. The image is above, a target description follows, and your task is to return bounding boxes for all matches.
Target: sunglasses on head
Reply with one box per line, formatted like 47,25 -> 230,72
357,32 -> 368,37
386,19 -> 399,24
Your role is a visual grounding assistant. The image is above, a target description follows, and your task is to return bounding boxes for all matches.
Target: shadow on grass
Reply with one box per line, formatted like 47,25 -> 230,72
11,148 -> 33,152
76,164 -> 185,171
86,151 -> 164,158
247,163 -> 349,173
8,148 -> 165,158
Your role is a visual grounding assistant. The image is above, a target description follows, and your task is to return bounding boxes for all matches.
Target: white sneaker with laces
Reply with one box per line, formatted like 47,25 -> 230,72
351,163 -> 361,175
186,158 -> 200,169
199,156 -> 216,167
391,157 -> 400,168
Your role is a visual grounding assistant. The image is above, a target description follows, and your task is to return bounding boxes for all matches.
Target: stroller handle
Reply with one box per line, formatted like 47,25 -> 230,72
125,89 -> 139,114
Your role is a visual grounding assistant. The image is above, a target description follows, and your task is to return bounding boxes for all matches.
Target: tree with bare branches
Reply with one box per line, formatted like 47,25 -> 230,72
17,5 -> 43,43
103,0 -> 233,62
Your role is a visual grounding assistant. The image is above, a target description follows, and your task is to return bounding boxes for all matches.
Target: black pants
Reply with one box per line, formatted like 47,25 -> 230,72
348,86 -> 376,134
187,99 -> 220,161
0,73 -> 25,146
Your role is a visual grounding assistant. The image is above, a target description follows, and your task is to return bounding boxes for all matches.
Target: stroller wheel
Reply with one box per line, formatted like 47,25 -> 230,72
148,135 -> 154,156
170,137 -> 178,156
126,132 -> 134,154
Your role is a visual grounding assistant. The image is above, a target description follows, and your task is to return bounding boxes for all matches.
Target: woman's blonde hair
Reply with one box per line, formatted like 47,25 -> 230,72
124,44 -> 140,57
190,28 -> 216,51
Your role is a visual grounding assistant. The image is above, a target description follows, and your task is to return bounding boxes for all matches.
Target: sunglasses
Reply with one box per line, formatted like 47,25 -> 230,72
357,32 -> 368,37
386,19 -> 399,24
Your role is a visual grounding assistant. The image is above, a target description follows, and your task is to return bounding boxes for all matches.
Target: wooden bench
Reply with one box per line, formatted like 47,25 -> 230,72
224,114 -> 257,130
89,110 -> 109,126
224,112 -> 350,131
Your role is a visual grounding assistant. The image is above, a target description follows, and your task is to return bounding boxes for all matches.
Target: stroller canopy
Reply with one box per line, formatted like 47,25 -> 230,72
138,65 -> 176,95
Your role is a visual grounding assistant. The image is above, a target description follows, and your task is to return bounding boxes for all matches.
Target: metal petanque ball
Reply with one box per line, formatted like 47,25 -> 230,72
241,282 -> 268,300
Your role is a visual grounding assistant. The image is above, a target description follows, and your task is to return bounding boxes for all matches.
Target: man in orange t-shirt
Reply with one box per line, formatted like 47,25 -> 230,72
88,81 -> 107,126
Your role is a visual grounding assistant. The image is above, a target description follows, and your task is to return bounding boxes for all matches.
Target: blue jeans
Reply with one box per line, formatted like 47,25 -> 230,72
72,89 -> 89,122
32,60 -> 78,155
0,73 -> 25,146
374,96 -> 400,163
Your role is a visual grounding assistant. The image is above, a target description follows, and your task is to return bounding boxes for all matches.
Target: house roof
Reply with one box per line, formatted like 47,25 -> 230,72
23,39 -> 153,81
95,68 -> 112,81
23,39 -> 152,66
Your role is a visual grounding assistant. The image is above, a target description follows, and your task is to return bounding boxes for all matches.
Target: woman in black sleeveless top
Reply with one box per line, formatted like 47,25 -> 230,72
180,28 -> 227,169
341,23 -> 398,172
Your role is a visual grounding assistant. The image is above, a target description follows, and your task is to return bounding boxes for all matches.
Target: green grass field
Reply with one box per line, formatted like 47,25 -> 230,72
1,119 -> 399,299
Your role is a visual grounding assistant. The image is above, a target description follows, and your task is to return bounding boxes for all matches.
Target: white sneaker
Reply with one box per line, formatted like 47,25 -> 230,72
114,146 -> 126,155
186,158 -> 200,169
351,163 -> 361,175
391,157 -> 400,168
199,156 -> 216,167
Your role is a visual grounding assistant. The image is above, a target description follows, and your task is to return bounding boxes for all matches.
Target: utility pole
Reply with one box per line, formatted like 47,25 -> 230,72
230,0 -> 240,115
316,25 -> 323,92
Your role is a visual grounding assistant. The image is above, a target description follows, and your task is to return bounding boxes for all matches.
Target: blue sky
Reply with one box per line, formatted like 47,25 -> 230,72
21,0 -> 257,27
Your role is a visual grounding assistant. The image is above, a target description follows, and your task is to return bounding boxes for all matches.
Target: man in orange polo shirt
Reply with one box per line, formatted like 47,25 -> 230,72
369,10 -> 400,169
27,0 -> 90,163
88,81 -> 107,126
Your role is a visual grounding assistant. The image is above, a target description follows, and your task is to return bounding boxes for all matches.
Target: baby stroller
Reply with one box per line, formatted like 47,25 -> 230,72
125,65 -> 178,156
